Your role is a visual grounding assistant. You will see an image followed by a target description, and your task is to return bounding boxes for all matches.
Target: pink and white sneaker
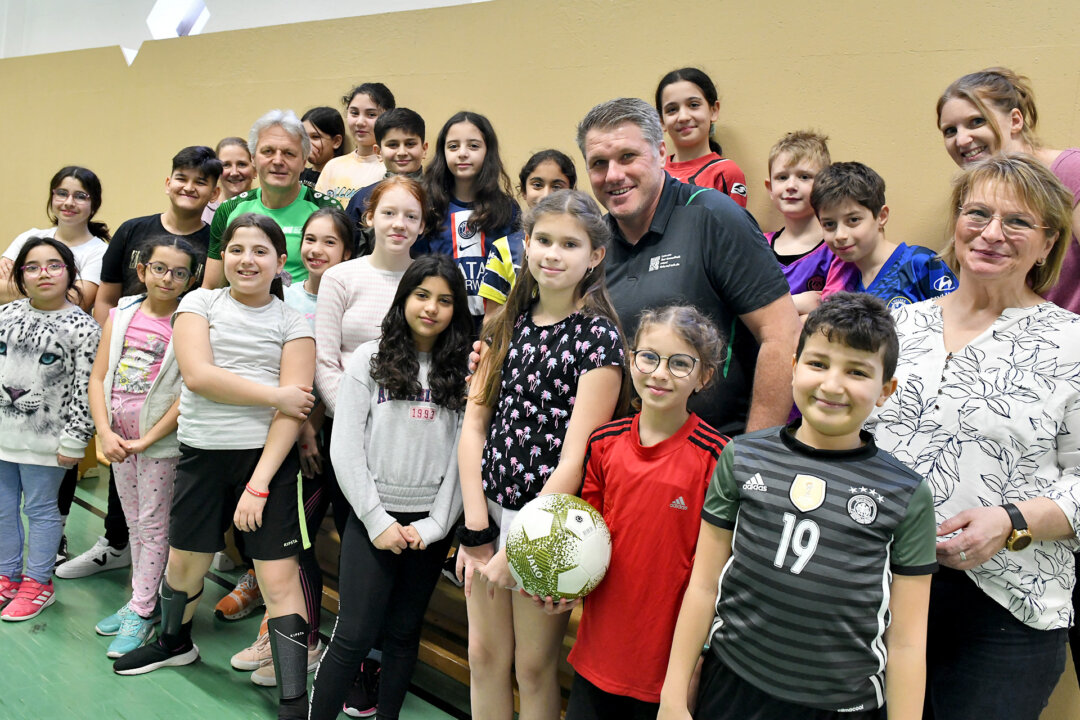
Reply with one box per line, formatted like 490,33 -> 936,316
1,577 -> 56,621
0,575 -> 20,605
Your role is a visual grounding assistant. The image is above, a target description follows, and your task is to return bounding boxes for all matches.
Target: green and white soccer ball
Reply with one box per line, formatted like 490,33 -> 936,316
505,493 -> 612,600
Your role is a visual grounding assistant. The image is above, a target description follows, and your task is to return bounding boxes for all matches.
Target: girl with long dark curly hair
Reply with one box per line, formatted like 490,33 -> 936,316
309,254 -> 472,720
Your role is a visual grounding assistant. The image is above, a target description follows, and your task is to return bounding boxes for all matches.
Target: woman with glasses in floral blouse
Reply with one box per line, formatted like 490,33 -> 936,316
865,153 -> 1080,720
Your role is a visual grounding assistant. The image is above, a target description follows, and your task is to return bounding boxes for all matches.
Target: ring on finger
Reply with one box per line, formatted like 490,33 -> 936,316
959,550 -> 967,562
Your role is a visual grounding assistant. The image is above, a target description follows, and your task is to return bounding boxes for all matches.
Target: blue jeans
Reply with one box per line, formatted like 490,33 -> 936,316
924,568 -> 1067,720
0,460 -> 66,583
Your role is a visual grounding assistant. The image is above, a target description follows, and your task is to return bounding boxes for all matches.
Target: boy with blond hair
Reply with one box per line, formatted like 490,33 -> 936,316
764,131 -> 834,316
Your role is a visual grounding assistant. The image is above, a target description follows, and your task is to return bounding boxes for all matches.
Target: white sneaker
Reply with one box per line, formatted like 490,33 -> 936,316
211,551 -> 237,572
55,537 -> 131,579
249,641 -> 325,686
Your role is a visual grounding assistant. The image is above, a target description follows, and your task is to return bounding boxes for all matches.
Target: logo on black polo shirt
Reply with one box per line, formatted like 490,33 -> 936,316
647,253 -> 681,272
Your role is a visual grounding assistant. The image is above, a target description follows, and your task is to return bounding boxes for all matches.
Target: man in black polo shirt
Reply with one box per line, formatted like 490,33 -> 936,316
576,98 -> 799,434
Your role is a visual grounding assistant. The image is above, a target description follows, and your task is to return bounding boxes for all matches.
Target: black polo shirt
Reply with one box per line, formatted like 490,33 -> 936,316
604,174 -> 789,434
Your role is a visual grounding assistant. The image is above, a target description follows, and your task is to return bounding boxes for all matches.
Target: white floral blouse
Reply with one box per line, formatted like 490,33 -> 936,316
866,300 -> 1080,630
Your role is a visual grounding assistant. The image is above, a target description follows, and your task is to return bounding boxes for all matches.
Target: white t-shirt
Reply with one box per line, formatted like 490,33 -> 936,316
314,153 -> 386,208
4,227 -> 108,286
175,287 -> 314,450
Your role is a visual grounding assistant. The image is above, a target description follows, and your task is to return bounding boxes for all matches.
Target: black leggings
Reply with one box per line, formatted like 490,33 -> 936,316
309,510 -> 451,720
57,464 -> 128,548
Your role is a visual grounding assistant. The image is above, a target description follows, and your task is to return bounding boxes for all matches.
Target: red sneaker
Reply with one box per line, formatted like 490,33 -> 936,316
1,577 -> 56,621
0,575 -> 20,604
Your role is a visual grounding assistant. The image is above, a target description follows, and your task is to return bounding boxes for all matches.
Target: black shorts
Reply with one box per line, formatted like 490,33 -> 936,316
169,444 -> 303,561
695,653 -> 885,720
565,672 -> 659,720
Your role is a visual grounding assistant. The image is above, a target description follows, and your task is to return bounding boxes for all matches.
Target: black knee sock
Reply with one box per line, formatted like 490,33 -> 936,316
268,613 -> 309,702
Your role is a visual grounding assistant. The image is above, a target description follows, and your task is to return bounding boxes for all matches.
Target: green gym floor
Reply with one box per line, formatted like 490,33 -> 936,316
0,469 -> 469,720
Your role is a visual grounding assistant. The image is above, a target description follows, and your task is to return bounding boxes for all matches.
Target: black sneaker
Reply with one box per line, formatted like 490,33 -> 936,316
54,535 -> 69,570
113,638 -> 199,675
343,659 -> 380,717
440,552 -> 463,588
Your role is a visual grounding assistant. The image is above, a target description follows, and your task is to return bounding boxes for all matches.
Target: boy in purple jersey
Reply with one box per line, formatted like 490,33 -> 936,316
763,131 -> 834,317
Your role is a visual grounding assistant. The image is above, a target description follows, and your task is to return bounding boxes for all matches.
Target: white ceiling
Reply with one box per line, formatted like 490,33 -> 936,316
0,0 -> 487,61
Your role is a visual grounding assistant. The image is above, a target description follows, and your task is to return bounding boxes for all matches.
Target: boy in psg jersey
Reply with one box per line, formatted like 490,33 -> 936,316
658,292 -> 936,720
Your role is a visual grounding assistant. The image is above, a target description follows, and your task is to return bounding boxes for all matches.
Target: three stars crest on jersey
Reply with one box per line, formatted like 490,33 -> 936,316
789,474 -> 827,512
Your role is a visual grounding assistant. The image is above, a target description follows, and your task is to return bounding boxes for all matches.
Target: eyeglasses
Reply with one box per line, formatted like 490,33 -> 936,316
631,350 -> 700,378
958,205 -> 1048,240
51,188 -> 92,203
21,262 -> 67,277
145,262 -> 192,282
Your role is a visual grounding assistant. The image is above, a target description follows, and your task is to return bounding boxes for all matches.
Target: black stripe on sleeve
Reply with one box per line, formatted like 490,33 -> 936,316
702,509 -> 736,530
689,435 -> 722,461
891,562 -> 939,576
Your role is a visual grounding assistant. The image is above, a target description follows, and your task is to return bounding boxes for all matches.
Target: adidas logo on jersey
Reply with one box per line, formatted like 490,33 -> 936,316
742,473 -> 767,493
669,496 -> 688,510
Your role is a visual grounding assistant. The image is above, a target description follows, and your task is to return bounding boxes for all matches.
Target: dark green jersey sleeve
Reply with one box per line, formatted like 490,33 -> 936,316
890,479 -> 938,575
701,443 -> 740,529
207,194 -> 244,261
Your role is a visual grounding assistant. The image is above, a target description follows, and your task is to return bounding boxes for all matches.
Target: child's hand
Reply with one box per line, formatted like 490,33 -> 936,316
0,257 -> 13,280
466,340 -> 481,381
98,430 -> 129,464
401,525 -> 426,551
120,436 -> 150,456
792,290 -> 822,316
297,423 -> 322,478
456,542 -> 494,598
273,385 -> 316,419
234,491 -> 266,532
480,546 -> 516,598
56,452 -> 80,469
373,523 -> 410,554
657,701 -> 693,720
519,589 -> 579,615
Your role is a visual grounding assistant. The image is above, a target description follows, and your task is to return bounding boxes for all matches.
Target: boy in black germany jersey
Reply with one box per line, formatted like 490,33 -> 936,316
658,292 -> 936,720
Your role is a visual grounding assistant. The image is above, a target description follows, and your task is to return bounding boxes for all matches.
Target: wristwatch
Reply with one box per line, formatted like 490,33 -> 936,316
1002,503 -> 1033,551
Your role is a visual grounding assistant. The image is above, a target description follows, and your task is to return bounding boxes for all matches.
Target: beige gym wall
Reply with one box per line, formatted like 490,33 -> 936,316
2,0 -> 1079,714
3,0 -> 1080,251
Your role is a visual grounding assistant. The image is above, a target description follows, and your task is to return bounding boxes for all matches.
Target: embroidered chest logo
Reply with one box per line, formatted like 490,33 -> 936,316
669,496 -> 688,510
789,474 -> 826,512
647,253 -> 681,272
457,219 -> 477,240
847,487 -> 883,525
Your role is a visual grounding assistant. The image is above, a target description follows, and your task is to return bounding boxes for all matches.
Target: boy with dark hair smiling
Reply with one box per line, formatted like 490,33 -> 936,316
814,162 -> 956,310
659,292 -> 937,720
57,146 -> 221,585
344,107 -> 428,241
93,146 -> 221,325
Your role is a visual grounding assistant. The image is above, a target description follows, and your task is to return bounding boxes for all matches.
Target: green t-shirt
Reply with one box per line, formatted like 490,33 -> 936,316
208,186 -> 338,282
